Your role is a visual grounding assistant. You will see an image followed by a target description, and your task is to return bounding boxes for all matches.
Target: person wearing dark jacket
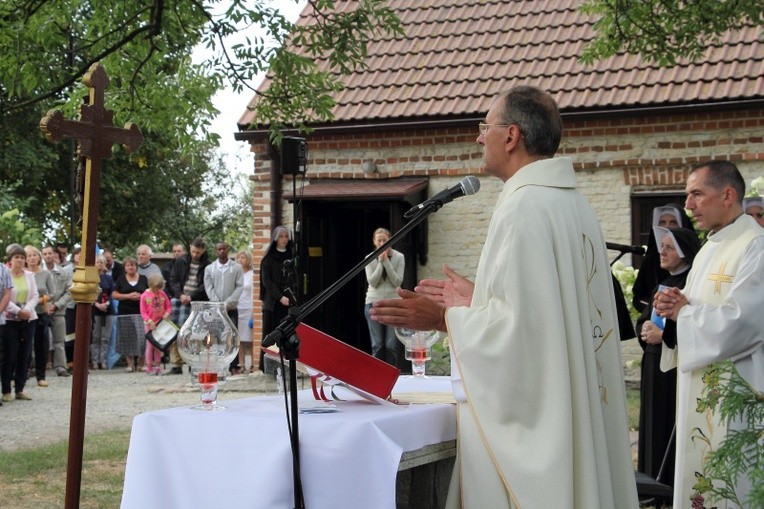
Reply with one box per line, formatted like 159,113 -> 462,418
102,249 -> 125,283
165,238 -> 210,374
162,243 -> 185,299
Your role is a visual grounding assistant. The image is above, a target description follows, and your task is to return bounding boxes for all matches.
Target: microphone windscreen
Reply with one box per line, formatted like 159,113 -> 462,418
461,175 -> 481,196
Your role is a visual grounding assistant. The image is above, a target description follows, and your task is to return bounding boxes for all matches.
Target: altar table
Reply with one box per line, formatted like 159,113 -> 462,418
121,376 -> 456,509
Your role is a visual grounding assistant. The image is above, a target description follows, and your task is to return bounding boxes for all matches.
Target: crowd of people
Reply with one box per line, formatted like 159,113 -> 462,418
0,238 -> 257,406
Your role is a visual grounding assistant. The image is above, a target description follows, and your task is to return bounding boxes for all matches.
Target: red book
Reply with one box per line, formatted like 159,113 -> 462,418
295,323 -> 400,399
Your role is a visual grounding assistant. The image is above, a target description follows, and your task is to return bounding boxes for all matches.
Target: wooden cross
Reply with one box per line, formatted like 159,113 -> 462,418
708,261 -> 734,295
39,62 -> 143,509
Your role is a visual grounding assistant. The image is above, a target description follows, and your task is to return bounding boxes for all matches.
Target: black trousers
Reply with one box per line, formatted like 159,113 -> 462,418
259,302 -> 288,371
33,316 -> 50,380
226,309 -> 240,371
1,319 -> 35,395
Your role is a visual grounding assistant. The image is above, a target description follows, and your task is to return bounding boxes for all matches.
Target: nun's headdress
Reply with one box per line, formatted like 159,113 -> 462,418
653,226 -> 701,266
743,196 -> 763,210
270,225 -> 293,243
262,225 -> 294,259
652,206 -> 683,228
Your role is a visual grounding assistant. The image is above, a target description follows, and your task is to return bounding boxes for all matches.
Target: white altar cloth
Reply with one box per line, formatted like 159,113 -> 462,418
121,376 -> 455,509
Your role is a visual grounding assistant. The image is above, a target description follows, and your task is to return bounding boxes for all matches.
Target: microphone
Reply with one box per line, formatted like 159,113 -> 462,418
606,242 -> 645,256
404,176 -> 481,218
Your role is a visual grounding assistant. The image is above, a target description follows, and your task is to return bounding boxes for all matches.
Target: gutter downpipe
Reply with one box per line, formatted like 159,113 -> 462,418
268,140 -> 281,230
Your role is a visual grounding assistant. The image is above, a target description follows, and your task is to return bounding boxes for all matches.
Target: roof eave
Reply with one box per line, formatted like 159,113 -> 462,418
234,98 -> 764,143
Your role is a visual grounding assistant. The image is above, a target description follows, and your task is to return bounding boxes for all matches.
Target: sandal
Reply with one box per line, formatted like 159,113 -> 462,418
125,366 -> 134,373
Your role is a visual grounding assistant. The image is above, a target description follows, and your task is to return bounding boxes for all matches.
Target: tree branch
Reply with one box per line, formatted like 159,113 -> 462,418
0,0 -> 50,23
150,0 -> 164,37
187,0 -> 264,95
72,7 -> 150,54
128,39 -> 159,111
5,21 -> 158,112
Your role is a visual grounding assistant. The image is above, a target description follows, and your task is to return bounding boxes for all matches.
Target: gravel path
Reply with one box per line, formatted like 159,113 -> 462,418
0,366 -> 271,452
2,366 -> 641,470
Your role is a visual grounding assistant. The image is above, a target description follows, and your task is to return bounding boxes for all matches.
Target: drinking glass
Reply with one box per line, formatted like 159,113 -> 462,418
394,328 -> 440,378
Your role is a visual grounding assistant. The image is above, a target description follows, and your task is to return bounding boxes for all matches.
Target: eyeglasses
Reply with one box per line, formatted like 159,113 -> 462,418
478,123 -> 512,136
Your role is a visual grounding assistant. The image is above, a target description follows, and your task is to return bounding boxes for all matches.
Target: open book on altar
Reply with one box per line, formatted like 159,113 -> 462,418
263,323 -> 400,401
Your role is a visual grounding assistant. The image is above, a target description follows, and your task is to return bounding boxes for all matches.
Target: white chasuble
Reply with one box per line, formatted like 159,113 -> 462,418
445,158 -> 638,508
667,214 -> 764,509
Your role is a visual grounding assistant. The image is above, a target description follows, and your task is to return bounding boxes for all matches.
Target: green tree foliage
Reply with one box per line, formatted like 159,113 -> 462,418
95,133 -> 243,252
695,362 -> 763,508
580,0 -> 763,66
220,177 -> 256,252
0,0 -> 403,249
0,183 -> 43,247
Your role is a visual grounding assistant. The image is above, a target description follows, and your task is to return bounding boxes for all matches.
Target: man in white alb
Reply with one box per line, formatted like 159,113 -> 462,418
370,86 -> 638,508
656,160 -> 763,508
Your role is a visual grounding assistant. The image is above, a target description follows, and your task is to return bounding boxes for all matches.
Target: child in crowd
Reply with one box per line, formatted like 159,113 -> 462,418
140,273 -> 171,375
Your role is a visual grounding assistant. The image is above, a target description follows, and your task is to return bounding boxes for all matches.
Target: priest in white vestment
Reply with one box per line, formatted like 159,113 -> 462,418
370,86 -> 638,508
656,161 -> 764,509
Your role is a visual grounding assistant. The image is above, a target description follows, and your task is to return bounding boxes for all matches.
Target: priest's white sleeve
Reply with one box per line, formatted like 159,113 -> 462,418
676,236 -> 764,391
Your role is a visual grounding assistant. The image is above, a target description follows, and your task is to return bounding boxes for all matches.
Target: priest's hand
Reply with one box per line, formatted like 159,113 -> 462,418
653,286 -> 688,321
415,264 -> 473,308
369,288 -> 448,332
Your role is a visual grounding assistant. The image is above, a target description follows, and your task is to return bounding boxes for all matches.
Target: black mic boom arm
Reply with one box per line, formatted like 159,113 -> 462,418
606,242 -> 645,256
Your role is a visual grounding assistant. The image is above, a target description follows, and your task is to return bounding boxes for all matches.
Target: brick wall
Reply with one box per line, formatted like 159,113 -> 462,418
247,107 -> 764,368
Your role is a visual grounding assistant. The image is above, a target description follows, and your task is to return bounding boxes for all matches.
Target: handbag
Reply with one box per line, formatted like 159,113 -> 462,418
145,319 -> 179,353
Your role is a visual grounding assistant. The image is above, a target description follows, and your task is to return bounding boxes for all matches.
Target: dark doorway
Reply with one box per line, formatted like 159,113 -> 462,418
630,191 -> 688,267
291,199 -> 423,363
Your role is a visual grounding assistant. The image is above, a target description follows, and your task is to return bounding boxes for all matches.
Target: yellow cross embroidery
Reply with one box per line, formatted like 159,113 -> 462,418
708,262 -> 733,295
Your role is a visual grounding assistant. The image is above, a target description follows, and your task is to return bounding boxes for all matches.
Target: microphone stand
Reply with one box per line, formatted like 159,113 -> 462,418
606,242 -> 644,266
263,202 -> 438,509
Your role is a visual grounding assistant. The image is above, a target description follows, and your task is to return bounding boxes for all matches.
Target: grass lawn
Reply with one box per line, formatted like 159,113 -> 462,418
627,388 -> 640,430
0,428 -> 131,509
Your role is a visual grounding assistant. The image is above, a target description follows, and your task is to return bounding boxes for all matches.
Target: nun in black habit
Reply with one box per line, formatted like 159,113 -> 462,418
259,226 -> 296,371
635,226 -> 700,485
632,204 -> 695,313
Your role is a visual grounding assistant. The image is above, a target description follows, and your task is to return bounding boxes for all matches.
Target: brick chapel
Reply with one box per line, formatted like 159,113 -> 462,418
234,0 -> 763,367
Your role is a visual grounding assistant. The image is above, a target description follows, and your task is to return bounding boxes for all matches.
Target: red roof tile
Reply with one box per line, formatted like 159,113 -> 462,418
239,0 -> 762,128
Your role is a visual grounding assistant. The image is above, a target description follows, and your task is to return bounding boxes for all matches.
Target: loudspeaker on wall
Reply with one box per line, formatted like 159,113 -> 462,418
281,137 -> 307,175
